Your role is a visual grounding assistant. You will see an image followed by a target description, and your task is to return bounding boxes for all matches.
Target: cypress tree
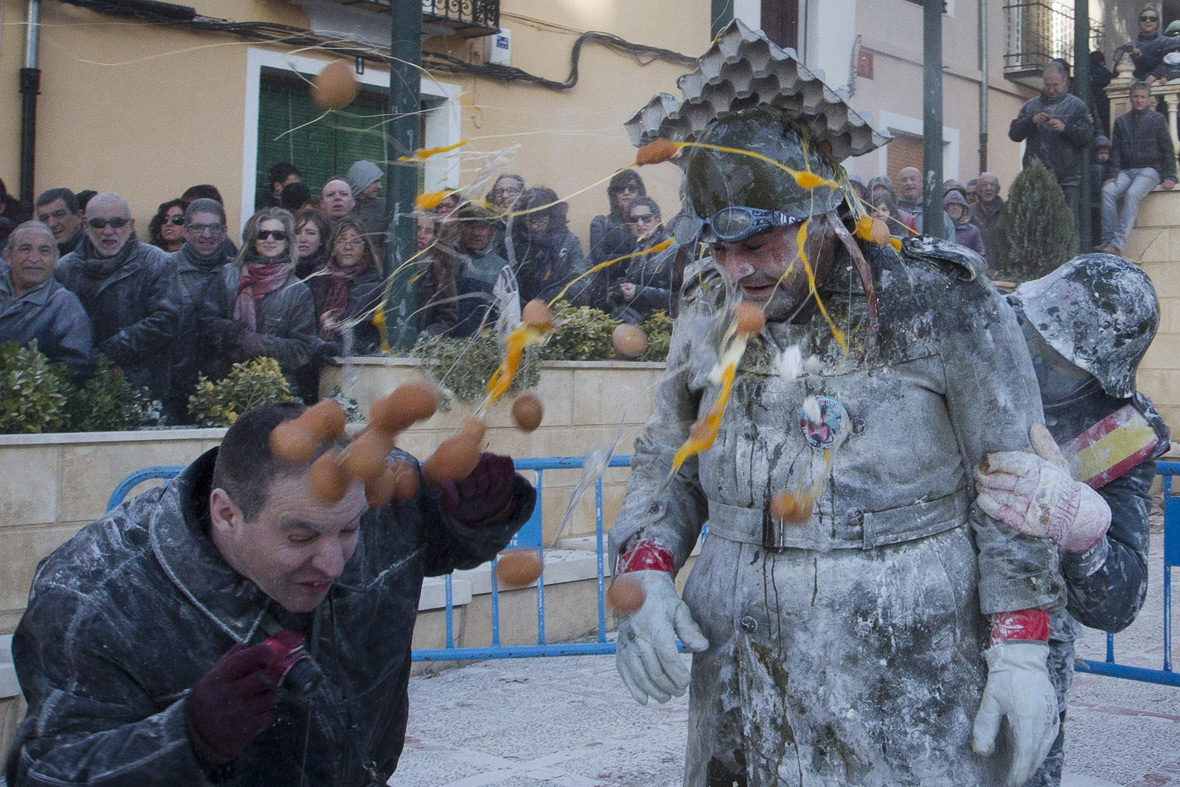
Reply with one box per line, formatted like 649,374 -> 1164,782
990,160 -> 1078,283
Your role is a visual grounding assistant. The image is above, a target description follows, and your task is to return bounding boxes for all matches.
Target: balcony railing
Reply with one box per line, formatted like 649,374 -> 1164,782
317,0 -> 500,38
1003,0 -> 1104,83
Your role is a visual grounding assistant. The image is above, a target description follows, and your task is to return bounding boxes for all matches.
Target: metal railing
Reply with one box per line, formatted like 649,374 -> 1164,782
1003,0 -> 1104,79
422,0 -> 499,33
108,457 -> 1178,680
1075,460 -> 1180,687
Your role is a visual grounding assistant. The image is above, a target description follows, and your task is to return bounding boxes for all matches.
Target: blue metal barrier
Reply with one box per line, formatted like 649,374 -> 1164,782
1074,459 -> 1180,687
105,457 -> 1179,678
413,455 -> 632,661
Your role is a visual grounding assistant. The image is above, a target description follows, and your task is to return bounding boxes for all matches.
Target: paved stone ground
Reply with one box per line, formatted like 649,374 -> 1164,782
396,532 -> 1180,786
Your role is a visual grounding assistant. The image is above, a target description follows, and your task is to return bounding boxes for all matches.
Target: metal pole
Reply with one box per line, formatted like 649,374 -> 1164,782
384,0 -> 422,352
18,0 -> 42,214
923,0 -> 945,238
978,0 -> 988,173
1074,0 -> 1091,250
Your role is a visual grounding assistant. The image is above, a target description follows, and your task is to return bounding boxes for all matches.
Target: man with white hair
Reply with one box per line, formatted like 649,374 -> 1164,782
0,220 -> 92,375
56,191 -> 179,401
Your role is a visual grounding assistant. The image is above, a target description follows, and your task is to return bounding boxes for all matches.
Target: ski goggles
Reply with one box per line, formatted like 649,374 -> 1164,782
669,206 -> 800,246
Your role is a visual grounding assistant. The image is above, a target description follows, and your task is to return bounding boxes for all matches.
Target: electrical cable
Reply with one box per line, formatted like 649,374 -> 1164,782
55,0 -> 698,91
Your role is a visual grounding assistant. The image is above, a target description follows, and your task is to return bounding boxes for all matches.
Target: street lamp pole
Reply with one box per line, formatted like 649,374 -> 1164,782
1075,0 -> 1092,250
383,0 -> 423,351
923,0 -> 945,238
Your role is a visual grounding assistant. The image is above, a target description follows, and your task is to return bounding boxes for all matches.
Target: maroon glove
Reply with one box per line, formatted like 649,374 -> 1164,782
186,642 -> 283,766
439,452 -> 517,527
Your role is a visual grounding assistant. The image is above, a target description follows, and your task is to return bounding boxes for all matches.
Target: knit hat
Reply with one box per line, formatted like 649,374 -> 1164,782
1094,135 -> 1111,150
347,160 -> 383,197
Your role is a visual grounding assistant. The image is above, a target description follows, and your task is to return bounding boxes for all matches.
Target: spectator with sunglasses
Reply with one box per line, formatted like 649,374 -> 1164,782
1127,6 -> 1180,81
55,192 -> 179,403
607,196 -> 675,323
168,199 -> 235,423
202,208 -> 319,397
589,171 -> 646,304
148,198 -> 189,253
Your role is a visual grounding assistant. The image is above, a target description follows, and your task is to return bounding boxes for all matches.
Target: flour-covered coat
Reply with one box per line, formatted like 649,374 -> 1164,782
610,238 -> 1065,786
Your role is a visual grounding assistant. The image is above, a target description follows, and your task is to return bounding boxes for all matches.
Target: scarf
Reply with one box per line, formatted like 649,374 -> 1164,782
77,232 -> 139,278
178,242 -> 228,272
234,253 -> 291,331
524,231 -> 567,282
320,257 -> 367,339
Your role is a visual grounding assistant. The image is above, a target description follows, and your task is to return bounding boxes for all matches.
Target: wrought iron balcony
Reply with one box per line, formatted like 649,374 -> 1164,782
1003,0 -> 1103,85
316,0 -> 500,38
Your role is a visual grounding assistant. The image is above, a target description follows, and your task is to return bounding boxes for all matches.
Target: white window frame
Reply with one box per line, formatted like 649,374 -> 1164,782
241,47 -> 462,228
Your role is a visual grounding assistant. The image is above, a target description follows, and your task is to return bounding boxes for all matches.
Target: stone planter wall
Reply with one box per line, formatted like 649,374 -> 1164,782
0,360 -> 664,636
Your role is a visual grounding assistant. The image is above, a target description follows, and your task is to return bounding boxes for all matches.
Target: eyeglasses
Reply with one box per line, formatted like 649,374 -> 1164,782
164,215 -> 185,226
87,217 -> 129,229
627,213 -> 657,224
669,206 -> 798,245
337,238 -> 364,248
257,230 -> 288,241
1141,14 -> 1158,21
188,222 -> 225,235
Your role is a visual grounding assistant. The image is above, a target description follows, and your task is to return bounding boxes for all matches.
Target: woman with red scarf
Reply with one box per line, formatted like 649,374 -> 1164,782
309,216 -> 383,355
202,207 -> 318,389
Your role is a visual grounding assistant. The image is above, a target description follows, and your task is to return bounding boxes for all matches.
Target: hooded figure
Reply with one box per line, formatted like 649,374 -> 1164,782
977,255 -> 1171,786
610,21 -> 1063,787
346,160 -> 386,256
943,189 -> 987,262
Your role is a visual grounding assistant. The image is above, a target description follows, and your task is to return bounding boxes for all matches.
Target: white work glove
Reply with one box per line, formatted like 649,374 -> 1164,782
972,642 -> 1060,786
975,423 -> 1111,553
615,570 -> 710,705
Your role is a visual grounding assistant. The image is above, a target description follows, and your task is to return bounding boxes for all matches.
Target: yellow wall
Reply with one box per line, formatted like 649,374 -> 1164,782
0,0 -> 708,245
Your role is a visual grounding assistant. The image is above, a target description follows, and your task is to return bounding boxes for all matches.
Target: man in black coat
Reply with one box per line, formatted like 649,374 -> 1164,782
977,254 -> 1171,786
167,198 -> 234,423
5,403 -> 536,786
55,191 -> 179,403
1009,62 -> 1094,226
0,221 -> 92,375
1097,80 -> 1176,255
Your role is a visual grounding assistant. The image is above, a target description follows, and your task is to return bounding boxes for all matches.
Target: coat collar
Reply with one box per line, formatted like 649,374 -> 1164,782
149,448 -> 271,642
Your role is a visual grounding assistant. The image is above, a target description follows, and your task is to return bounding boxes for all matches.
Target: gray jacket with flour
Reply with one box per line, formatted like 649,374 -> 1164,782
5,447 -> 536,786
609,237 -> 1064,785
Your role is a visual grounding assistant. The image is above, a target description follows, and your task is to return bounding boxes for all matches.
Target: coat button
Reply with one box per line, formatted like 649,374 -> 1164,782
851,416 -> 866,435
739,615 -> 758,634
845,509 -> 863,526
743,424 -> 758,440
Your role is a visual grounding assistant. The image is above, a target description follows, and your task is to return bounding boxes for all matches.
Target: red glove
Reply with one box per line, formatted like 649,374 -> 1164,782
186,643 -> 284,766
439,452 -> 517,527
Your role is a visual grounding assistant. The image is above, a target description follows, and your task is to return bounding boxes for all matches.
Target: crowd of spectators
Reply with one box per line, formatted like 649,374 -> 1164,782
2,20 -> 1176,428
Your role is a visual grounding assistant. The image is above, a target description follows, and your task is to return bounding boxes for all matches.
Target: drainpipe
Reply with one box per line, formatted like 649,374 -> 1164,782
19,0 -> 42,213
979,0 -> 988,173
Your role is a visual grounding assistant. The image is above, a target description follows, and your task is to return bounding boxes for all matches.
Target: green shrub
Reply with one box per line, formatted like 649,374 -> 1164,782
64,356 -> 163,431
188,357 -> 295,426
540,302 -> 618,361
411,330 -> 541,406
0,341 -> 70,433
639,311 -> 674,362
990,159 -> 1077,283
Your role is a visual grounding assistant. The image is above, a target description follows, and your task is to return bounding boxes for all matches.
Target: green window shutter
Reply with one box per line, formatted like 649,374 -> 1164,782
255,68 -> 393,211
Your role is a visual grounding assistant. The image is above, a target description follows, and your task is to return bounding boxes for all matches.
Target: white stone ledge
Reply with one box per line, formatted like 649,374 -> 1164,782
0,634 -> 16,699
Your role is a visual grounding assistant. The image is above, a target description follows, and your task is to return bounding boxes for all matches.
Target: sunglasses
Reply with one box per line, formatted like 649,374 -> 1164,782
87,217 -> 129,229
257,230 -> 288,241
1141,14 -> 1158,21
670,206 -> 798,245
628,213 -> 657,224
164,215 -> 185,226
